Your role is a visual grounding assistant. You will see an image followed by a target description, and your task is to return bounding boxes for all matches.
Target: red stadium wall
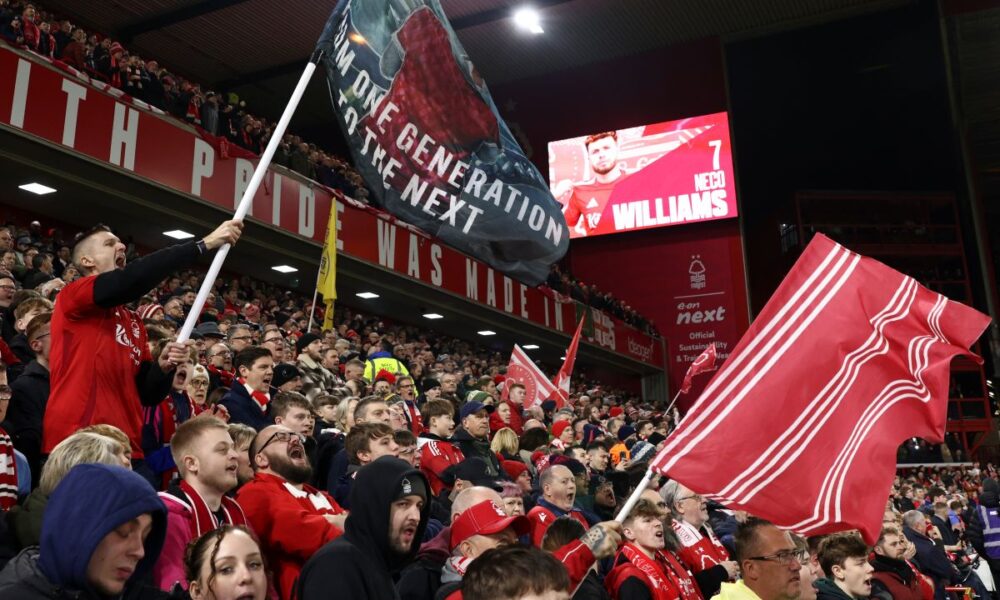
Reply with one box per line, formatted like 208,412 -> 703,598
493,37 -> 751,401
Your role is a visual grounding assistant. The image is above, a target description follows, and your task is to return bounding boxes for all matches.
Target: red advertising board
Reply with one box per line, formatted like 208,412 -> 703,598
548,112 -> 737,239
0,43 -> 664,368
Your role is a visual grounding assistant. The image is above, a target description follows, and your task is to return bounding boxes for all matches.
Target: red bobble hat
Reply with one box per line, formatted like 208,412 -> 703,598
501,460 -> 528,481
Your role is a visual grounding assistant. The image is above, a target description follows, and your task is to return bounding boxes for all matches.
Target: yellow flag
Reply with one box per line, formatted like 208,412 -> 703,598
317,203 -> 337,331
322,299 -> 335,331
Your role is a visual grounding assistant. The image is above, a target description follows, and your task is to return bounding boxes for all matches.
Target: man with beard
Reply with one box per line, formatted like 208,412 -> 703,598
715,518 -> 803,600
606,499 -> 702,600
527,464 -> 590,546
237,424 -> 347,600
298,456 -> 431,600
296,333 -> 337,401
555,131 -> 628,236
870,526 -> 925,600
661,480 -> 738,598
153,417 -> 248,591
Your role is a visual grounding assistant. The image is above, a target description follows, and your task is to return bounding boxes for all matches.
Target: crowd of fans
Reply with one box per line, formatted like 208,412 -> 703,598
0,0 -> 662,335
0,213 -> 994,600
547,264 -> 659,336
0,0 -> 372,202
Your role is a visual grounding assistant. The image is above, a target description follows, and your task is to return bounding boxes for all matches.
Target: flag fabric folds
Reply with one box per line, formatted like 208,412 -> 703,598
315,0 -> 568,286
317,202 -> 338,330
552,318 -> 585,407
649,234 -> 990,543
505,344 -> 557,409
679,343 -> 717,394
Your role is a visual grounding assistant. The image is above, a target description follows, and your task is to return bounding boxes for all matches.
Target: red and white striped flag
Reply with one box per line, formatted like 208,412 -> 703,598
649,234 -> 990,543
680,343 -> 718,394
504,344 -> 558,409
551,317 -> 585,408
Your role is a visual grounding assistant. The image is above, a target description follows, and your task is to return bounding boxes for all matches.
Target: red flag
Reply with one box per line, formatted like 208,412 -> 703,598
551,317 -> 585,407
680,343 -> 718,394
504,344 -> 558,409
649,234 -> 990,543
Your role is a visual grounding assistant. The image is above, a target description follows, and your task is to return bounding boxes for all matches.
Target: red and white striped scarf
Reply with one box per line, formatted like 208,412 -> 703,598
237,378 -> 270,412
0,428 -> 19,510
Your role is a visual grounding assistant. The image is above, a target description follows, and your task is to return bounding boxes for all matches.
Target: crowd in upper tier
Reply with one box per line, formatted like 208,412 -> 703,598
0,0 -> 661,336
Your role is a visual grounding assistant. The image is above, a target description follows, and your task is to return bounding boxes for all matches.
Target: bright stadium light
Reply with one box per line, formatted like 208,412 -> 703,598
477,330 -> 496,336
523,344 -> 540,350
513,7 -> 544,34
271,265 -> 298,273
19,182 -> 56,195
356,292 -> 379,299
163,230 -> 195,240
423,313 -> 444,320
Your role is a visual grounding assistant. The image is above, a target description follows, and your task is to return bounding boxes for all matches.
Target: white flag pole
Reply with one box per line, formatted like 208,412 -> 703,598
178,50 -> 324,343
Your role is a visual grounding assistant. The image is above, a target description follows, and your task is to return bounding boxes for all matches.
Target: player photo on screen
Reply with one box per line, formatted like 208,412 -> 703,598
548,112 -> 738,239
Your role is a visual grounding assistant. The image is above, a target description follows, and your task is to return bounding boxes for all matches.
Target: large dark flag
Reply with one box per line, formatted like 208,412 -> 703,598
316,1 -> 569,286
649,234 -> 990,543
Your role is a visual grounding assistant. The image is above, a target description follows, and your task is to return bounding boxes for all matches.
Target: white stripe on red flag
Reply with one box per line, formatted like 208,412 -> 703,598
649,234 -> 990,543
505,344 -> 557,409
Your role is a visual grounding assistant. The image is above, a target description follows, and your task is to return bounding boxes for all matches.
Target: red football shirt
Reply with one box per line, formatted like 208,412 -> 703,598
43,276 -> 152,457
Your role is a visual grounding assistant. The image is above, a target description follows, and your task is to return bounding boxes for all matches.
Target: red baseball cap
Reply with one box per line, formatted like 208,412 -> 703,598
450,500 -> 529,550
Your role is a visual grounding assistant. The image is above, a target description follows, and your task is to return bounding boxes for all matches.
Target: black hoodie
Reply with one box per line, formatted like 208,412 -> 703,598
298,457 -> 431,600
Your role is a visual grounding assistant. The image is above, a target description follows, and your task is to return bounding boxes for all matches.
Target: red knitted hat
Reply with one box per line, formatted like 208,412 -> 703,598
501,460 -> 528,481
374,369 -> 396,384
551,420 -> 571,439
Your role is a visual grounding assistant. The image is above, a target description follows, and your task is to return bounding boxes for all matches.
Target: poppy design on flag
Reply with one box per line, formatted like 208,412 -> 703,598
504,344 -> 557,409
650,234 -> 990,543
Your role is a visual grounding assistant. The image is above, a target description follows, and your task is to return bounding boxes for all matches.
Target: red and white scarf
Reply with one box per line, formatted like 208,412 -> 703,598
237,377 -> 270,412
619,544 -> 702,600
208,365 -> 234,388
0,428 -> 18,510
177,480 -> 248,537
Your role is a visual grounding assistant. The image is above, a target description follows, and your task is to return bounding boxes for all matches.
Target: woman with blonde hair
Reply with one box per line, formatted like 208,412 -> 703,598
490,427 -> 520,461
335,396 -> 359,433
8,431 -> 126,549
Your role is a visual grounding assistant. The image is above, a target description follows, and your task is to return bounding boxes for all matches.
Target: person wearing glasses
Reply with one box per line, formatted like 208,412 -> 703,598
236,424 -> 347,600
393,375 -> 423,436
716,517 -> 803,600
661,480 -> 739,598
206,342 -> 235,392
227,324 -> 254,354
261,330 -> 286,364
607,498 -> 702,600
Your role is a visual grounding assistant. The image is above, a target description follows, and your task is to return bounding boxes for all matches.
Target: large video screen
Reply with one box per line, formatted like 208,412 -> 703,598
548,112 -> 738,239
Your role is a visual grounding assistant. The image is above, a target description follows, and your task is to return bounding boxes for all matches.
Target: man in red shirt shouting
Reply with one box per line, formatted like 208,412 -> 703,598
43,219 -> 243,471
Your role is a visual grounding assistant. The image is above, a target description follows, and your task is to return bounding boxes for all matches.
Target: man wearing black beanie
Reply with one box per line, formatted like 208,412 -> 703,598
298,456 -> 431,600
